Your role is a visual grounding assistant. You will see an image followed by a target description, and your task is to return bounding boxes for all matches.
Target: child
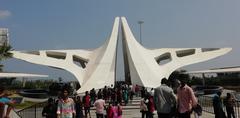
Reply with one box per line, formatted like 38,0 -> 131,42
0,87 -> 14,118
107,103 -> 114,118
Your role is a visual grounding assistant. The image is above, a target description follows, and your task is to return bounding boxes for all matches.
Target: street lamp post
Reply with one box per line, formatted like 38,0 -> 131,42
138,21 -> 144,45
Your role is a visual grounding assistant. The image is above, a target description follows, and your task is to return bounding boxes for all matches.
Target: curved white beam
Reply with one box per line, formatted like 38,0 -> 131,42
121,17 -> 232,88
0,72 -> 48,78
12,49 -> 90,85
12,17 -> 120,93
186,67 -> 240,74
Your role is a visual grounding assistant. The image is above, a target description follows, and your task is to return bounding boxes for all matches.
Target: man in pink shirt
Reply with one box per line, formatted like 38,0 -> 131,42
94,95 -> 106,118
177,76 -> 197,118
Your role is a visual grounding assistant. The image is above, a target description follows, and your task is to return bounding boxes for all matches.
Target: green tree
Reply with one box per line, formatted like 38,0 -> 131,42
0,43 -> 13,71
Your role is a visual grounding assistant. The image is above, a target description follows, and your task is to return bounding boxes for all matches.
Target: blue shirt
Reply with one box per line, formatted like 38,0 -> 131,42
0,97 -> 11,104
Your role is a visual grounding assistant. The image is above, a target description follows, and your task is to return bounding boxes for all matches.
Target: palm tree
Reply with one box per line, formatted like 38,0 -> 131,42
0,43 -> 13,71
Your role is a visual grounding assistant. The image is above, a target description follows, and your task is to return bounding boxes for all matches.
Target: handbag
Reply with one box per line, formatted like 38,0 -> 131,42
192,104 -> 202,116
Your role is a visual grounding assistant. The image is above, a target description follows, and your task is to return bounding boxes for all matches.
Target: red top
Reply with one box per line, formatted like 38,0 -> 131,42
148,96 -> 155,112
83,95 -> 91,107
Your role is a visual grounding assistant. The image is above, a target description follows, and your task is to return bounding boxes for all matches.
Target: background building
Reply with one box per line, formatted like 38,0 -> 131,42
0,28 -> 9,46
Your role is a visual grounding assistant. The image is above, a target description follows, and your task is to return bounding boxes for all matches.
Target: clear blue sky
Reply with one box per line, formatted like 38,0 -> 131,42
0,0 -> 239,81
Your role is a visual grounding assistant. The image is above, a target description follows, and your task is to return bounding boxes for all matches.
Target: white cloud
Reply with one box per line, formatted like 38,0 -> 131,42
0,10 -> 11,19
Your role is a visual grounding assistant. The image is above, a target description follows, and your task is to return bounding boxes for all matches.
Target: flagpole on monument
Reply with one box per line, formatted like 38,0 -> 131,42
138,21 -> 144,45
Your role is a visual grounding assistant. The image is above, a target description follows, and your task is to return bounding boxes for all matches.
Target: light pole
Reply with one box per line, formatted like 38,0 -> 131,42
138,21 -> 144,45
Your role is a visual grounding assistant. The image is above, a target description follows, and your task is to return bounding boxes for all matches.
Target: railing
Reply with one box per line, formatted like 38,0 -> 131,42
15,95 -> 240,118
198,95 -> 240,118
16,102 -> 47,118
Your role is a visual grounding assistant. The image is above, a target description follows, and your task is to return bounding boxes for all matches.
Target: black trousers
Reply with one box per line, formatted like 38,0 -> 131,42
141,111 -> 148,118
226,107 -> 235,118
157,112 -> 171,118
178,111 -> 191,118
147,111 -> 153,118
96,113 -> 104,118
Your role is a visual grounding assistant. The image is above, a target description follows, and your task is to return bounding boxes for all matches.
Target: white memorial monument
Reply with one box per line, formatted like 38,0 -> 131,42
12,17 -> 231,93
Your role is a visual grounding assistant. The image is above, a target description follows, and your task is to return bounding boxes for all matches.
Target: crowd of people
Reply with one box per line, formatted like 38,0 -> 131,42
43,76 -> 200,118
212,91 -> 237,118
139,77 -> 238,118
0,75 -> 238,118
142,77 -> 199,118
42,82 -> 132,118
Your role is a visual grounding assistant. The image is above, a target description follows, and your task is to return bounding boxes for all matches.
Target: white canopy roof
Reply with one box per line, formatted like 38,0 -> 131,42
0,72 -> 48,78
186,67 -> 240,74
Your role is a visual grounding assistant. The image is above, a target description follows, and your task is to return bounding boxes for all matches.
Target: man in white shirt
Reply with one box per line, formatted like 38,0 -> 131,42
94,94 -> 106,118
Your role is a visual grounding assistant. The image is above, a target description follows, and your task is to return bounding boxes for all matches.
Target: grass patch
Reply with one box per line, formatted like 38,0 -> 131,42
13,101 -> 36,109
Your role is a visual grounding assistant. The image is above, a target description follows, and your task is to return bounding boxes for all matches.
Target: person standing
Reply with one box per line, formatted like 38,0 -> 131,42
0,86 -> 14,118
135,85 -> 140,97
129,88 -> 134,104
107,88 -> 112,102
97,89 -> 102,101
116,103 -> 122,118
94,95 -> 106,118
111,88 -> 117,105
177,77 -> 197,118
106,103 -> 114,118
224,93 -> 236,118
154,78 -> 176,118
75,96 -> 84,118
57,88 -> 76,118
116,88 -> 122,105
83,91 -> 91,118
213,91 -> 226,118
90,88 -> 96,107
42,98 -> 57,118
140,97 -> 148,118
123,89 -> 129,105
103,86 -> 108,100
141,87 -> 146,98
146,93 -> 155,118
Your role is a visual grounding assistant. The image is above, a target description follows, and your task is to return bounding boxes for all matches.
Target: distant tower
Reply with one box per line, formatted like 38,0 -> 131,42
0,28 -> 9,46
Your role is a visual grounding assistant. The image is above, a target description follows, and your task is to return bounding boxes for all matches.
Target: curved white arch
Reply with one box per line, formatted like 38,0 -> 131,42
121,17 -> 232,88
12,17 -> 120,93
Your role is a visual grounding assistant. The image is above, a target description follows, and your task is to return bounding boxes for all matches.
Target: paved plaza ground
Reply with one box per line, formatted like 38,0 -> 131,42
11,96 -> 217,118
86,97 -> 215,118
88,108 -> 215,118
37,104 -> 216,118
12,105 -> 215,118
